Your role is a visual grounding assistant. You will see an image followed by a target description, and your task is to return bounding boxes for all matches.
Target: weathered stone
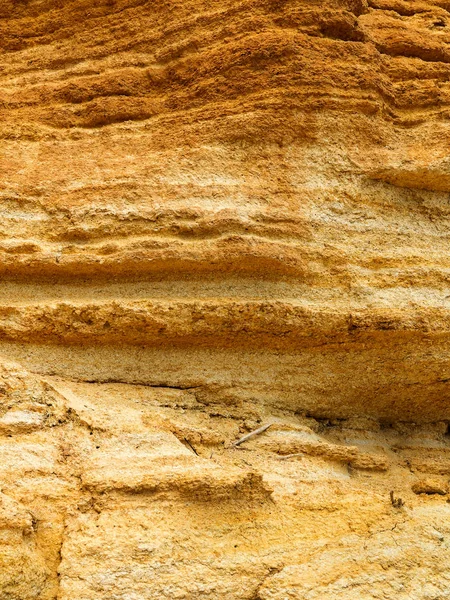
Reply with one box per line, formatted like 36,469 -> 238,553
1,0 -> 450,597
412,478 -> 448,496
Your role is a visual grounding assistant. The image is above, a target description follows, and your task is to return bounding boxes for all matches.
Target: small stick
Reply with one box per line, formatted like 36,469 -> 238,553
232,423 -> 273,447
183,437 -> 198,456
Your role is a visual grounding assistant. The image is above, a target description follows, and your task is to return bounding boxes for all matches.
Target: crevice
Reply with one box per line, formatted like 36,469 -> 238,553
374,42 -> 450,65
82,378 -> 203,392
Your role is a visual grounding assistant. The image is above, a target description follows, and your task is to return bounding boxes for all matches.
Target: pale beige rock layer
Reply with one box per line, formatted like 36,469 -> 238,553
1,0 -> 450,598
2,360 -> 450,599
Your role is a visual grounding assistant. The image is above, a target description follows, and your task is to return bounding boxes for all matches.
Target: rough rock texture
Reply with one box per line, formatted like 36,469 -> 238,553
1,0 -> 450,598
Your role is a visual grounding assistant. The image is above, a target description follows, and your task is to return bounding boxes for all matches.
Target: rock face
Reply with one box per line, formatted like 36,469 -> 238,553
1,0 -> 450,597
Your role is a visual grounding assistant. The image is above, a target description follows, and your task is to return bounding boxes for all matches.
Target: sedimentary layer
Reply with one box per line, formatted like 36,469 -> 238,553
2,0 -> 450,421
2,360 -> 450,599
2,0 -> 450,598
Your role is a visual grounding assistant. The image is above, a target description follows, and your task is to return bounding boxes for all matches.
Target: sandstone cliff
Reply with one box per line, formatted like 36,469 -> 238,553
1,0 -> 450,598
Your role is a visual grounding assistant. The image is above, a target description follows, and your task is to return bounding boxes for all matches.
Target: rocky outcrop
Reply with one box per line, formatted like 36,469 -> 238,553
2,360 -> 450,599
1,0 -> 450,597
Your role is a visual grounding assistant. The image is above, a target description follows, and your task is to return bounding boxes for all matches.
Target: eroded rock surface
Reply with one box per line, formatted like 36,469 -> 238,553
2,360 -> 450,598
1,0 -> 450,597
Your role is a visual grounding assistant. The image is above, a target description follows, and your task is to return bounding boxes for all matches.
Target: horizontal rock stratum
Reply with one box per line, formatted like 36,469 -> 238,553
1,0 -> 450,598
